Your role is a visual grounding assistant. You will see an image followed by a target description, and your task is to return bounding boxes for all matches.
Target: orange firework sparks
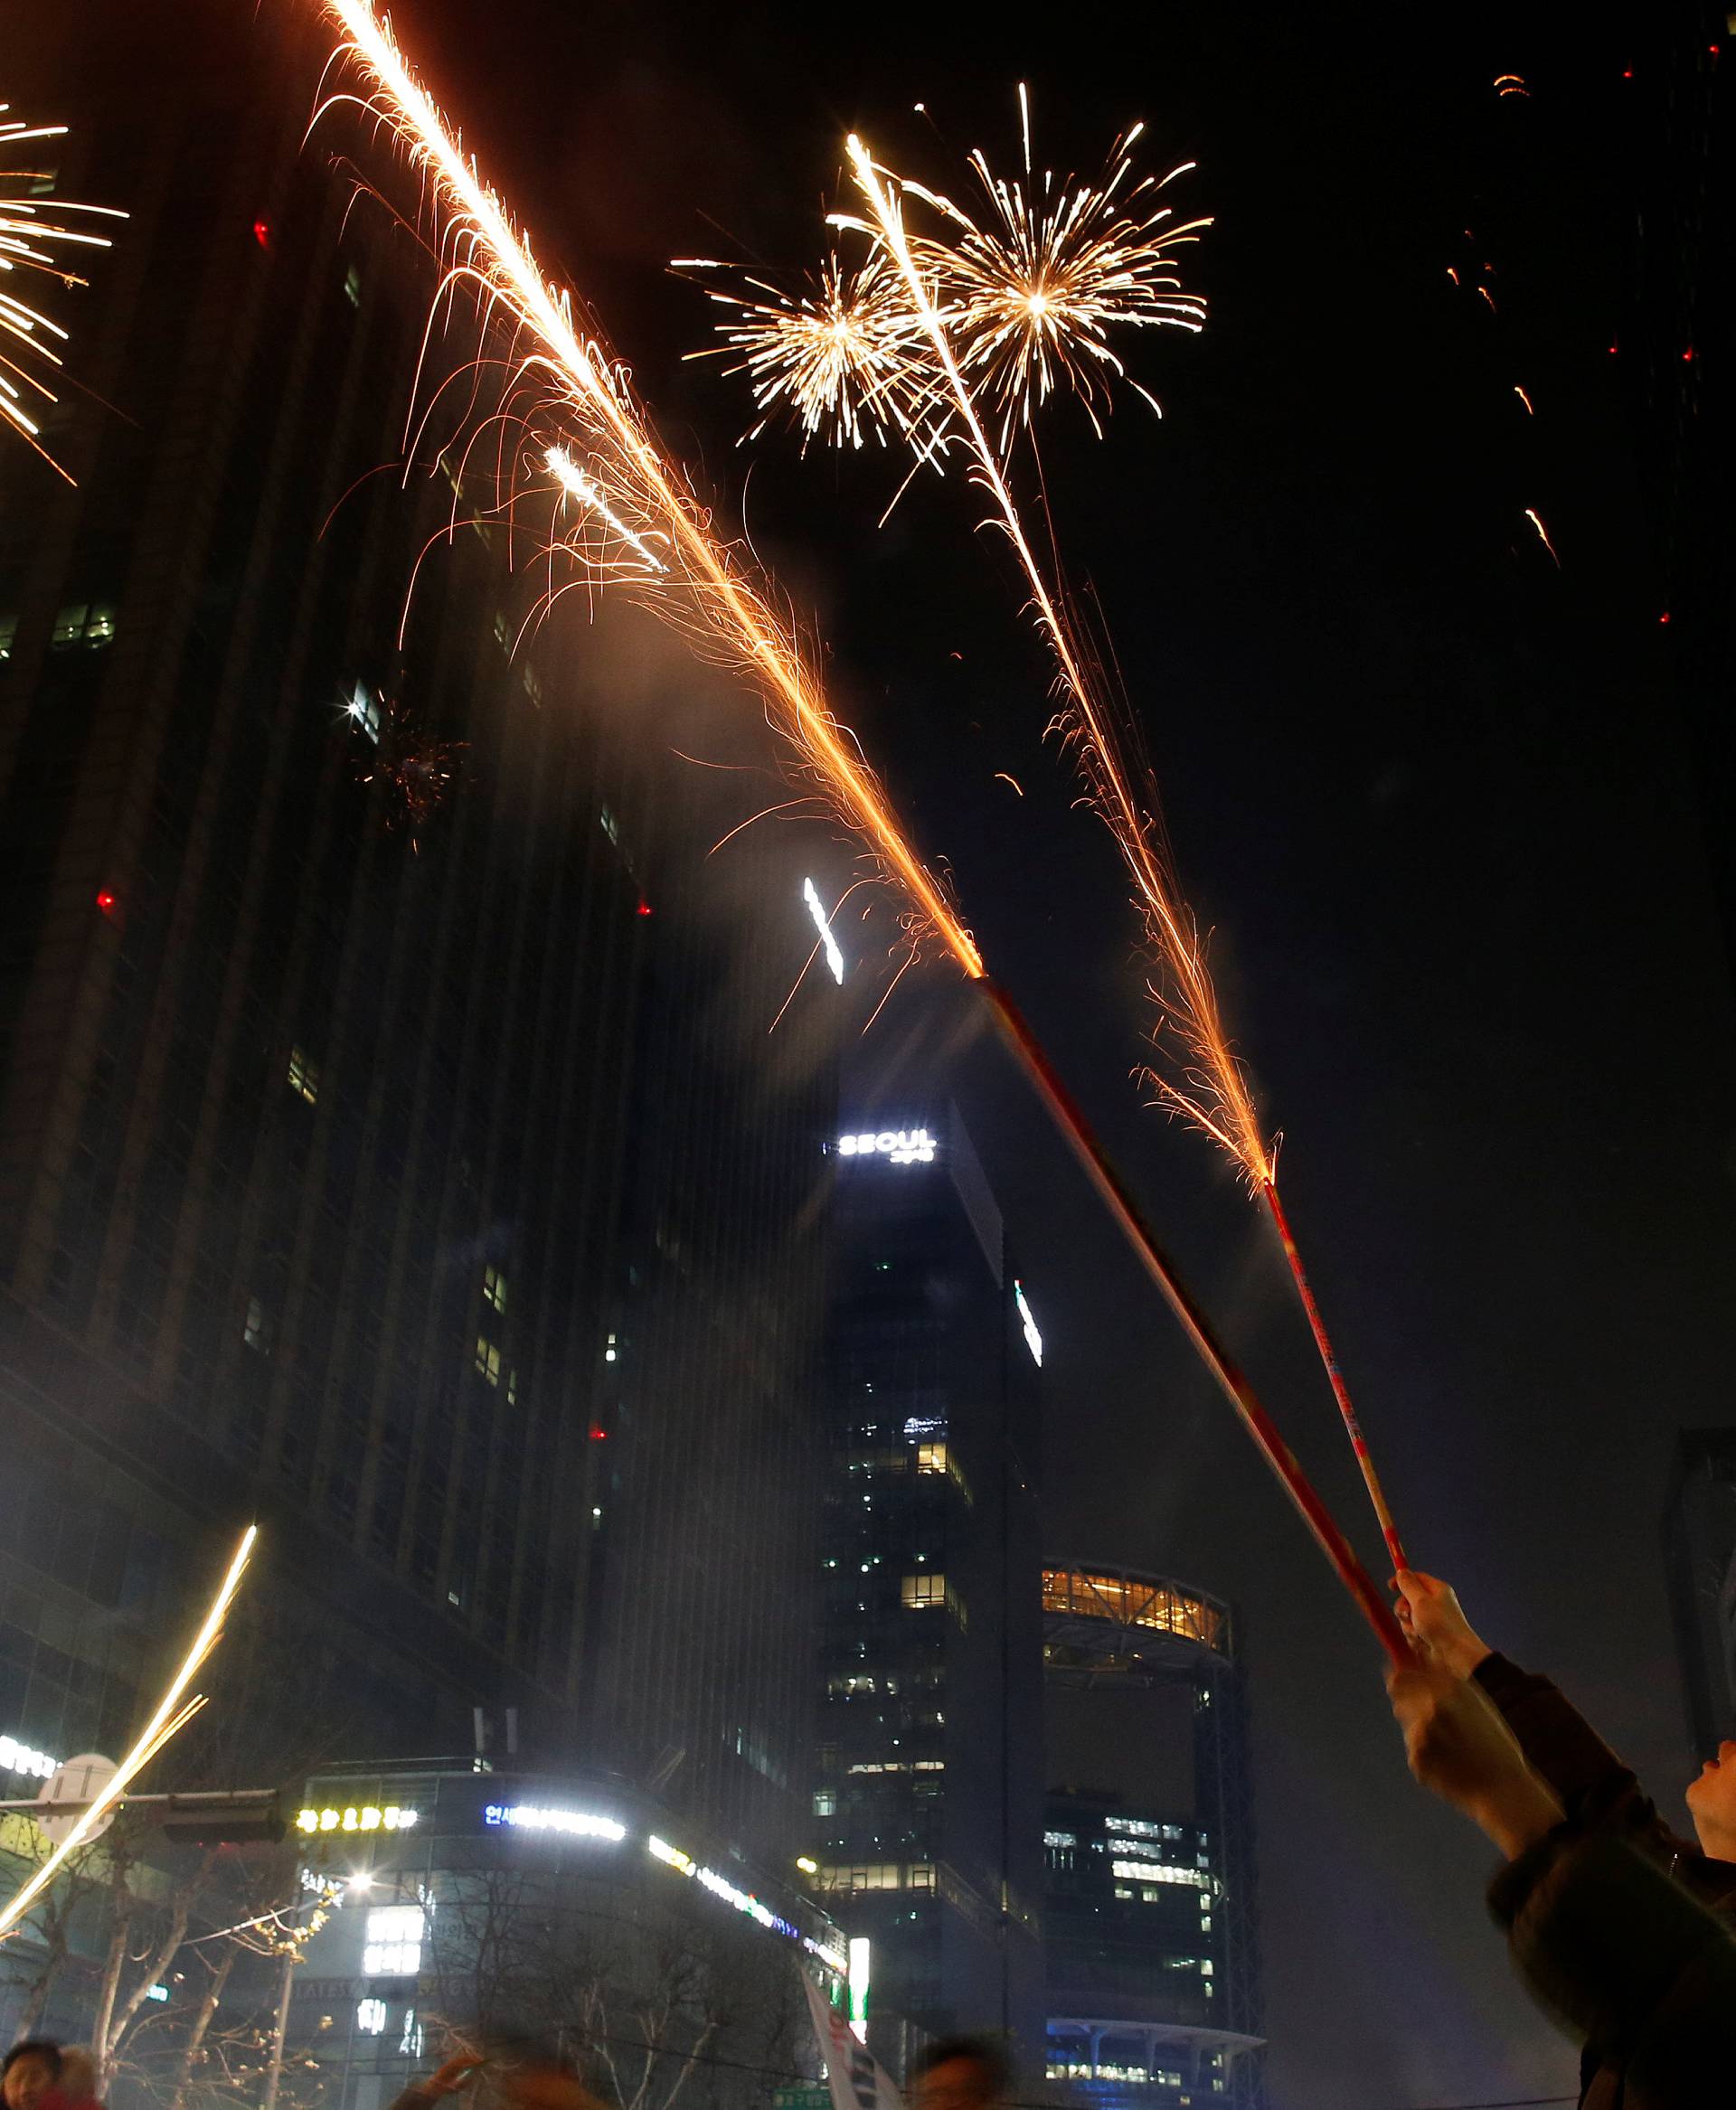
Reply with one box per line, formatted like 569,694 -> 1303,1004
1524,506 -> 1561,566
1514,384 -> 1533,414
0,106 -> 126,482
696,95 -> 1209,461
677,250 -> 939,450
317,0 -> 979,980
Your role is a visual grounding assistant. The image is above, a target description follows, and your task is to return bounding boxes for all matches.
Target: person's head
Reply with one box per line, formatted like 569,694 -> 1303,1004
909,2039 -> 1012,2110
1685,1738 -> 1736,1861
55,2049 -> 96,2104
3,2042 -> 61,2110
473,2034 -> 600,2110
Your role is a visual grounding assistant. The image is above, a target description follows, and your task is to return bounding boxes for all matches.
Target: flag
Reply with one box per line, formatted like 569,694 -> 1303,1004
802,1971 -> 905,2110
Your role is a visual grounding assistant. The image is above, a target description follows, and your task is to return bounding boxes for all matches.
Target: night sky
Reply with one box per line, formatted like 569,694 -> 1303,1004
352,3 -> 1733,2104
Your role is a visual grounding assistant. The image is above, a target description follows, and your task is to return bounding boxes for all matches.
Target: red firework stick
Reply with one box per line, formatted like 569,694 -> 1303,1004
981,981 -> 1410,1664
1261,1180 -> 1408,1573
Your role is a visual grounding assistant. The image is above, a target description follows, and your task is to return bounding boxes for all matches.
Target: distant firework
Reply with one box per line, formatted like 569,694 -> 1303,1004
679,250 -> 936,450
358,699 -> 467,851
0,105 -> 125,481
690,91 -> 1209,459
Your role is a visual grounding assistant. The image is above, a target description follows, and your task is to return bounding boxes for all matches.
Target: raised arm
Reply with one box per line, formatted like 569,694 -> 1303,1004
1395,1569 -> 1651,1830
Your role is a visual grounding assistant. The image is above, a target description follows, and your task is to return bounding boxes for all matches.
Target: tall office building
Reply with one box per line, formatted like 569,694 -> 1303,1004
1042,1565 -> 1263,2110
1664,1428 -> 1736,1758
813,1102 -> 1044,2068
0,0 -> 840,1847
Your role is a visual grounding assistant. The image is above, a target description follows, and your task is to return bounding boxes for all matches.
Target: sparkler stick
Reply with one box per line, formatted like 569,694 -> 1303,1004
311,2 -> 1405,1657
0,1525 -> 258,1941
986,980 -> 1405,1656
844,137 -> 1410,1572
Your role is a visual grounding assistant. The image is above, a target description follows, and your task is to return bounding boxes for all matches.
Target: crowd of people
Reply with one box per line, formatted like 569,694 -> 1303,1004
2,2044 -> 104,2110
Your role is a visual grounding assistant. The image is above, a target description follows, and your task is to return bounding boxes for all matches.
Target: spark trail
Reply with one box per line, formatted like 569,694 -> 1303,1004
0,1527 -> 258,1939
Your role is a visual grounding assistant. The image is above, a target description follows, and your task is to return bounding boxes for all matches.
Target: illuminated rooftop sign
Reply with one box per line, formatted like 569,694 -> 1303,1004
297,1804 -> 420,1834
0,1734 -> 59,1782
484,1802 -> 625,1842
838,1127 -> 935,1165
1014,1280 -> 1043,1366
647,1832 -> 846,1973
803,879 -> 845,984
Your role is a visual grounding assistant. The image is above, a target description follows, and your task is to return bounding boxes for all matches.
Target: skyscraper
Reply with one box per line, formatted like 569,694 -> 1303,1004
813,1102 -> 1043,2068
1042,1564 -> 1263,2110
0,0 -> 841,1851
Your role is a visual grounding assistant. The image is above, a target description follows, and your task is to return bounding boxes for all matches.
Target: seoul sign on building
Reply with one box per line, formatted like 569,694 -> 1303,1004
836,1128 -> 936,1165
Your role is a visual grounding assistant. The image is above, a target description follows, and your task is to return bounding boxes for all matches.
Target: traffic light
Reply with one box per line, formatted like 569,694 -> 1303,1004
159,1795 -> 287,1844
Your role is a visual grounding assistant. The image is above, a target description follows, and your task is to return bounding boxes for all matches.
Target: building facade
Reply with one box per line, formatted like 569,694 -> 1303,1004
1042,1565 -> 1263,2110
812,1103 -> 1043,2069
0,0 -> 841,1860
289,1760 -> 847,2110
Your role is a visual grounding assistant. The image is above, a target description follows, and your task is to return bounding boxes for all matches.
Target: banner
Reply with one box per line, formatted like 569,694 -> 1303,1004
801,1972 -> 905,2110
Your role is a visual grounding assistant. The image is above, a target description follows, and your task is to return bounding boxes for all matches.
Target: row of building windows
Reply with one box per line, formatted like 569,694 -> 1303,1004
814,1861 -> 934,1894
0,606 -> 117,658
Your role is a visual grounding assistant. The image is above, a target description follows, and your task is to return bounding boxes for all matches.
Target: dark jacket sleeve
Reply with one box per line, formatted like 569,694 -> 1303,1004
1473,1654 -> 1690,1845
1490,1827 -> 1736,2105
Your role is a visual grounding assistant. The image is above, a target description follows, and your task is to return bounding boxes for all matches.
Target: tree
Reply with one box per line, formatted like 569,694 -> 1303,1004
415,1861 -> 813,2110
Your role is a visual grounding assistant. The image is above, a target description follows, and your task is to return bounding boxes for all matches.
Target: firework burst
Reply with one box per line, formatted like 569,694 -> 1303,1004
904,111 -> 1209,450
679,250 -> 937,449
688,98 -> 1208,460
0,106 -> 125,481
357,697 -> 467,852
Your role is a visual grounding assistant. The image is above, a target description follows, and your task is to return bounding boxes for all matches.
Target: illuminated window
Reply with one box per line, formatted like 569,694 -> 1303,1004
813,1791 -> 836,1817
0,617 -> 15,660
362,1904 -> 424,1977
816,1863 -> 932,1893
522,664 -> 542,704
243,1296 -> 272,1353
492,610 -> 510,653
50,604 -> 115,649
474,1338 -> 501,1387
915,1443 -> 948,1474
356,1999 -> 387,2036
287,1046 -> 319,1106
483,1266 -> 507,1315
901,1573 -> 946,1610
343,263 -> 362,307
600,805 -> 620,843
506,1368 -> 518,1408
